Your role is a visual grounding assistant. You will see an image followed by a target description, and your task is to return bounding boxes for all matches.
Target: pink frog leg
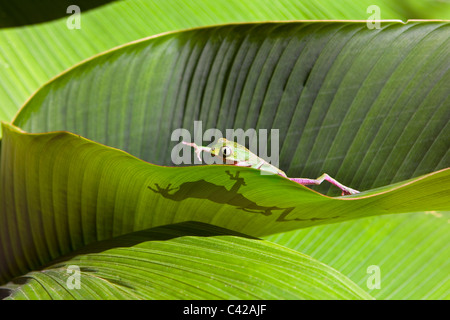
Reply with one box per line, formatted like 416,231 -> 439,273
289,173 -> 359,195
234,161 -> 252,167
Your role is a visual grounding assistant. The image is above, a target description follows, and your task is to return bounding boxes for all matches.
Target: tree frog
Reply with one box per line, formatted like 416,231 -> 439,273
183,138 -> 360,195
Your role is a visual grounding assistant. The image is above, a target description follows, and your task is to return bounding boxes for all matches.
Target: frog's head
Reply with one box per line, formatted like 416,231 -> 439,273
210,138 -> 254,163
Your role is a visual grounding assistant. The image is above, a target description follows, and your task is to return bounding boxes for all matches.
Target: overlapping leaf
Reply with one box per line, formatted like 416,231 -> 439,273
1,222 -> 372,300
1,123 -> 449,285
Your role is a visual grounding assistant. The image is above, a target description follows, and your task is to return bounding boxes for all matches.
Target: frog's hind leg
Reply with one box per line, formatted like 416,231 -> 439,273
288,174 -> 359,195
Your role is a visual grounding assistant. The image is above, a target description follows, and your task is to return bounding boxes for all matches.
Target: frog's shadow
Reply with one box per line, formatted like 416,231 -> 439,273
148,170 -> 335,222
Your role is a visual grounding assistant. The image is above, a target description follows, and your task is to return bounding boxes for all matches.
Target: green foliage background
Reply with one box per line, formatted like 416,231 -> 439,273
0,0 -> 449,300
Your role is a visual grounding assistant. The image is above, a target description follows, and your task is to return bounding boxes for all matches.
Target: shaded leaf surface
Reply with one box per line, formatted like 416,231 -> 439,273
0,0 -> 450,121
1,0 -> 432,121
13,22 -> 450,195
0,0 -> 117,28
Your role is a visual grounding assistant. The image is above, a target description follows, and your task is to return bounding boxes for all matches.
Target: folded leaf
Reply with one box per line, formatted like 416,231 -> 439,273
1,123 -> 449,284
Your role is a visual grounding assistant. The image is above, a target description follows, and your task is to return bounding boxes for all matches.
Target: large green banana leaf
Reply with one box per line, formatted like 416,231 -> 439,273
1,0 -> 449,122
0,121 -> 448,288
13,22 -> 450,194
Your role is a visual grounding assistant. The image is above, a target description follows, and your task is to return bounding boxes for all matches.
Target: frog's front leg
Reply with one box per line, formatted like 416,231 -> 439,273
182,141 -> 211,161
288,174 -> 359,195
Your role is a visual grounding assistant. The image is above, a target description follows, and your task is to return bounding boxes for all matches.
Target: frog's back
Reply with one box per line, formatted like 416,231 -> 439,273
259,162 -> 285,176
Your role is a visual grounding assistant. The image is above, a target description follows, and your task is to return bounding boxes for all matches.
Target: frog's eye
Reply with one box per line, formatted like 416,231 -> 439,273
220,146 -> 232,158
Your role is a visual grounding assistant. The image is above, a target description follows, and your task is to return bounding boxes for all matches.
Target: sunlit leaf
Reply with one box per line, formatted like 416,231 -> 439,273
1,123 -> 448,284
265,211 -> 450,299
